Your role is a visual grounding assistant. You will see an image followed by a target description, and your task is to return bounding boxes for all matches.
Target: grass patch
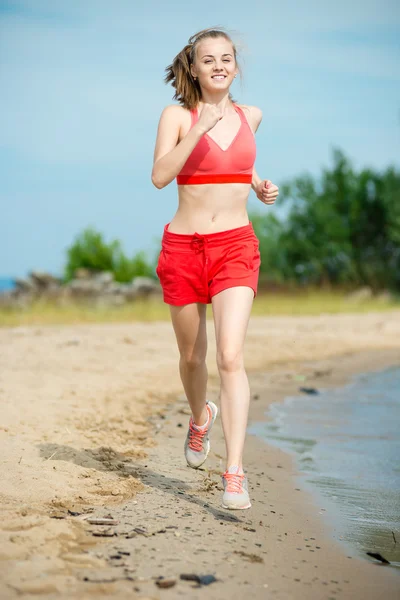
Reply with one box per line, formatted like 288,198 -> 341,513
0,297 -> 171,327
0,290 -> 398,327
252,290 -> 399,316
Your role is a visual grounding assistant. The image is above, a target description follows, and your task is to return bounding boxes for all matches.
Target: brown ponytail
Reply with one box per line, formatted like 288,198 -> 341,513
164,27 -> 239,110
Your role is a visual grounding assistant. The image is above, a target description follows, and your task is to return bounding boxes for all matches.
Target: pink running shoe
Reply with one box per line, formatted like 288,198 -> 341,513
184,401 -> 218,469
222,466 -> 251,510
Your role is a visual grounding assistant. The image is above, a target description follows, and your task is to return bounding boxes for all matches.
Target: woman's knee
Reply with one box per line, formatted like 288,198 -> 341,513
180,350 -> 207,371
216,348 -> 244,373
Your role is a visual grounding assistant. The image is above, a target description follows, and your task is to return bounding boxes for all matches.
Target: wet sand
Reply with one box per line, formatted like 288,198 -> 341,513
0,312 -> 399,598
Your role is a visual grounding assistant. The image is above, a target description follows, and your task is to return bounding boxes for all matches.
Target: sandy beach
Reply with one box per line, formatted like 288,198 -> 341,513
1,311 -> 400,599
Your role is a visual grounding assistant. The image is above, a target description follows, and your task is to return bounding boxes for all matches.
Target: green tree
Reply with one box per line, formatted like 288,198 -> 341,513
250,212 -> 287,282
64,228 -> 155,283
250,150 -> 400,290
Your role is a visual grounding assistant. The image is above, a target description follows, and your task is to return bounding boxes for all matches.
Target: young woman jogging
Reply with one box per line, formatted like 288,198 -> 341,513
152,27 -> 279,509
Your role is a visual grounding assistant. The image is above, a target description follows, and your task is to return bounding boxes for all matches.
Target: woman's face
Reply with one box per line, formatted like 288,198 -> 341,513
191,37 -> 238,94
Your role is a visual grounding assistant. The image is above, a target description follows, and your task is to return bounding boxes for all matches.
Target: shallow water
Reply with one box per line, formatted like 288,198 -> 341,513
250,367 -> 400,568
0,277 -> 15,293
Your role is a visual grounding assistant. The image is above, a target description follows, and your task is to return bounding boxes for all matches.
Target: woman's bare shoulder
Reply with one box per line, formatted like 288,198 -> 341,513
237,104 -> 263,132
159,104 -> 190,123
153,105 -> 192,160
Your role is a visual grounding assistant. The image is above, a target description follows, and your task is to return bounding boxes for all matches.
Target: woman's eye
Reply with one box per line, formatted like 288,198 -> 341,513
203,59 -> 230,64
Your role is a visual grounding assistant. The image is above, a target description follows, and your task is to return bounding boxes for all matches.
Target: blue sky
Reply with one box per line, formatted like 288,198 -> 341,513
1,0 -> 399,277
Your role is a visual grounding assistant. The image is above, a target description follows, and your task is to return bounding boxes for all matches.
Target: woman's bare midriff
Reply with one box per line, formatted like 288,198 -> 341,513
168,183 -> 251,234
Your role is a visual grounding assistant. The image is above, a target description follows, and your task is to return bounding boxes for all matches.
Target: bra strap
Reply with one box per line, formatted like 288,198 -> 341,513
234,104 -> 247,123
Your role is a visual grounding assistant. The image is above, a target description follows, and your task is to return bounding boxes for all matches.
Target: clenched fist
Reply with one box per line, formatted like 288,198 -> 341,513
197,103 -> 224,134
256,180 -> 279,205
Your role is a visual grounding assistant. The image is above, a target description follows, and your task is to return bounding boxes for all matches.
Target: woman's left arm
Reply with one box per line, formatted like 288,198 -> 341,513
245,106 -> 279,206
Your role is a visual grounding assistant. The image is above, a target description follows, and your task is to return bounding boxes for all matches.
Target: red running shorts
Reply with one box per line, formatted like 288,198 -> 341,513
156,223 -> 261,306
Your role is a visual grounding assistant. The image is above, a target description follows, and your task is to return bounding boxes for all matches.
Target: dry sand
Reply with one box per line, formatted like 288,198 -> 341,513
0,311 -> 399,599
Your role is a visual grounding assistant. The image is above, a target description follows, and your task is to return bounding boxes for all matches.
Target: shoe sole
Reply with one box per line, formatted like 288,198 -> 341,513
222,502 -> 252,510
185,401 -> 218,469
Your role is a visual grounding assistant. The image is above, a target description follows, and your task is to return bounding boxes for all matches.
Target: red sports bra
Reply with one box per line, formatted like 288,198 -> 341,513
176,104 -> 256,185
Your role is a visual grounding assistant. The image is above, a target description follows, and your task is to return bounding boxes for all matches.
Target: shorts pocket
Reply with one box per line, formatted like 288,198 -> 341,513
156,247 -> 181,284
245,241 -> 261,270
155,249 -> 165,280
253,241 -> 261,269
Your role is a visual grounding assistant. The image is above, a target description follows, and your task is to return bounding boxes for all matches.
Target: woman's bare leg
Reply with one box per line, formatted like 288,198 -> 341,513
211,286 -> 254,471
169,303 -> 208,426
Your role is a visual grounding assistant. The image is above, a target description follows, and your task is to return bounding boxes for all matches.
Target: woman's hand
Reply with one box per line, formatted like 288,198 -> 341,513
196,103 -> 224,134
256,180 -> 279,205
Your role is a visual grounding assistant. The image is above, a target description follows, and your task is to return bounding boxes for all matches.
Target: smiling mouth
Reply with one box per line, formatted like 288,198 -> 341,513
211,75 -> 226,80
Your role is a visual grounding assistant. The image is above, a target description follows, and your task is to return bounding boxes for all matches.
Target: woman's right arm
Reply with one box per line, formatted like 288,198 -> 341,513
151,104 -> 223,189
151,105 -> 205,189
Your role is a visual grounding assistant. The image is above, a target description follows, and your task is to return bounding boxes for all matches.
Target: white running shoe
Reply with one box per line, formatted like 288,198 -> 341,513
184,401 -> 218,469
222,465 -> 251,510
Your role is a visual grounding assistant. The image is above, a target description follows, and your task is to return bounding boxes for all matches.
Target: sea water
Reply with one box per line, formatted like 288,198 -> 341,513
0,277 -> 15,293
249,367 -> 400,568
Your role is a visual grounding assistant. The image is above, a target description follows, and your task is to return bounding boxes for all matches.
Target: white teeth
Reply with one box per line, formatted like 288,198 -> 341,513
212,76 -> 225,80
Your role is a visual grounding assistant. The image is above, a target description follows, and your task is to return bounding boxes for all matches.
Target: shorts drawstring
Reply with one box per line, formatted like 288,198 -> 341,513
190,234 -> 209,289
190,234 -> 208,255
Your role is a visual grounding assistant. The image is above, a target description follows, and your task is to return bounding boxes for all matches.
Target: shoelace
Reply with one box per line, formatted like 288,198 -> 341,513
188,419 -> 208,452
223,472 -> 245,493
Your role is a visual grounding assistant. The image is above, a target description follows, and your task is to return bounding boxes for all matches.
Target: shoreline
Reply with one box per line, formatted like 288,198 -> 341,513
247,349 -> 400,568
1,315 -> 400,598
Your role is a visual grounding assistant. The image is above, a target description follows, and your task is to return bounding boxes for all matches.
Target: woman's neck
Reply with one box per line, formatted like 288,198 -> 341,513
199,91 -> 232,110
